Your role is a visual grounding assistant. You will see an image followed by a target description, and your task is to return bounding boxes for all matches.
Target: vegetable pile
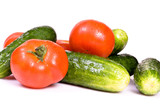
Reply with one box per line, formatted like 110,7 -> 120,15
0,19 -> 160,96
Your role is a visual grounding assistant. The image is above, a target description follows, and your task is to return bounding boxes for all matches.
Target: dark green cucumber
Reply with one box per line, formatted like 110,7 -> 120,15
134,58 -> 160,95
108,53 -> 138,76
111,29 -> 128,55
61,51 -> 130,92
0,26 -> 56,78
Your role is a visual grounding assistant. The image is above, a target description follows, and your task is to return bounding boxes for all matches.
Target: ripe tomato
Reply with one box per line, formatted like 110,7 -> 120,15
56,40 -> 71,51
3,32 -> 23,48
10,39 -> 68,88
69,20 -> 115,57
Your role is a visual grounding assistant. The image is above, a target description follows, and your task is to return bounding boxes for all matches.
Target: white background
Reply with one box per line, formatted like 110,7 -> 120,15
0,0 -> 160,107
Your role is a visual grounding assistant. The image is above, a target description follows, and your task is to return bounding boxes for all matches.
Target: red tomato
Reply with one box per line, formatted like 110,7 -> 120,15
69,20 -> 115,57
3,32 -> 23,48
10,39 -> 68,88
56,40 -> 71,51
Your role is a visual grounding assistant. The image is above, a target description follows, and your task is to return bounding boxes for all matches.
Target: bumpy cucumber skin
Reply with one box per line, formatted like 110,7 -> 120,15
108,54 -> 138,76
0,26 -> 56,78
111,29 -> 128,55
61,51 -> 130,92
134,58 -> 160,95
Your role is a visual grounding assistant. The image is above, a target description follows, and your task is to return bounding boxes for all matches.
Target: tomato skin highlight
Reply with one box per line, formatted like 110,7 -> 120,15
69,19 -> 115,57
3,32 -> 23,48
10,39 -> 68,88
56,40 -> 71,50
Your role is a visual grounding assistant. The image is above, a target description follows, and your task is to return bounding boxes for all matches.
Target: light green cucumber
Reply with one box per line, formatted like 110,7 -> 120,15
61,51 -> 130,92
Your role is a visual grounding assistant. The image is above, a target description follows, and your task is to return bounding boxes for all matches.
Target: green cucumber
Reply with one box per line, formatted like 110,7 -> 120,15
0,26 -> 56,78
134,58 -> 160,95
108,53 -> 138,76
111,29 -> 128,55
61,51 -> 130,92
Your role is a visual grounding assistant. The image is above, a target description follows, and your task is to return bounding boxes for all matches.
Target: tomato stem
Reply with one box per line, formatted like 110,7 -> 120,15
27,45 -> 47,62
